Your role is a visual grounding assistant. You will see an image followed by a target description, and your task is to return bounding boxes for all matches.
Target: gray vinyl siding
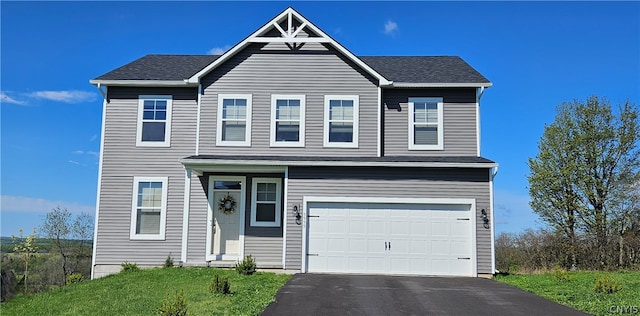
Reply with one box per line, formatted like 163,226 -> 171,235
94,87 -> 197,265
199,42 -> 379,157
285,166 -> 492,274
383,88 -> 478,157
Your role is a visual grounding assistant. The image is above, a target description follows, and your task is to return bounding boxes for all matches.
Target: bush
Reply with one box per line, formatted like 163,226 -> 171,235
235,255 -> 256,276
209,273 -> 231,295
120,262 -> 139,273
594,275 -> 622,294
164,255 -> 174,268
158,290 -> 188,316
552,266 -> 571,282
66,273 -> 84,285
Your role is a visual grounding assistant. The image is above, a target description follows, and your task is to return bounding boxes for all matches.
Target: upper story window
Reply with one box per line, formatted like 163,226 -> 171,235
137,95 -> 172,147
324,95 -> 359,148
408,97 -> 444,150
217,94 -> 252,147
270,95 -> 305,147
250,178 -> 282,227
130,176 -> 168,240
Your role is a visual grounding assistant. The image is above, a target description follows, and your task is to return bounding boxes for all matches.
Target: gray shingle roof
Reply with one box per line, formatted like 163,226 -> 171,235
93,54 -> 490,84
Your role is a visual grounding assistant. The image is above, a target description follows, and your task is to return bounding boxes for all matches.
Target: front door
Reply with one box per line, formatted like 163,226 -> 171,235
207,176 -> 245,261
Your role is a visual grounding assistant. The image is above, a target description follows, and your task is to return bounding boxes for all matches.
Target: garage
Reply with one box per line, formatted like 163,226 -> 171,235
304,200 -> 476,276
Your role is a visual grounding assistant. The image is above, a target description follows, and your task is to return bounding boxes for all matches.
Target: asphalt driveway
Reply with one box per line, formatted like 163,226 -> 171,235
261,274 -> 588,316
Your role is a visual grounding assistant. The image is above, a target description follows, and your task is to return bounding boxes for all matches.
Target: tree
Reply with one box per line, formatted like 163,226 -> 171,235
528,96 -> 640,269
40,207 -> 94,285
11,228 -> 39,294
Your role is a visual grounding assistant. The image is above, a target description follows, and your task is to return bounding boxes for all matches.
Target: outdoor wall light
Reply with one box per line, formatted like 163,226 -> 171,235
481,209 -> 490,229
293,205 -> 302,225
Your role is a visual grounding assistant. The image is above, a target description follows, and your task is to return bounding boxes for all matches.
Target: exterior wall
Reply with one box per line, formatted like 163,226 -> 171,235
198,42 -> 379,157
383,88 -> 478,156
185,173 -> 283,267
94,87 -> 197,266
285,166 -> 492,274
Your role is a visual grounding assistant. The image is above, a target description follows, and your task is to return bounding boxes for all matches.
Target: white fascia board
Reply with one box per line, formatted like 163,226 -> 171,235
249,37 -> 331,43
180,158 -> 498,169
186,7 -> 391,86
391,82 -> 493,88
89,79 -> 198,87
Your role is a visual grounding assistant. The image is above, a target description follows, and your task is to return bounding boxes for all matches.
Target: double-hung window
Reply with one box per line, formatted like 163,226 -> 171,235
130,177 -> 168,240
137,95 -> 172,147
217,94 -> 252,146
324,95 -> 359,148
408,97 -> 444,150
250,178 -> 282,227
270,95 -> 305,147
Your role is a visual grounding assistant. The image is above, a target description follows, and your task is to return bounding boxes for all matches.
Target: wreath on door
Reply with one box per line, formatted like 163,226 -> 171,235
219,193 -> 236,215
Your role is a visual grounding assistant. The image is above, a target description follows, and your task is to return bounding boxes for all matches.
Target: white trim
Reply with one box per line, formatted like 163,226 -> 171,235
250,178 -> 282,227
490,167 -> 498,274
408,97 -> 444,151
476,101 -> 480,157
187,8 -> 391,86
249,37 -> 332,43
136,95 -> 172,147
270,94 -> 306,147
181,159 -> 497,169
390,82 -> 492,88
91,88 -> 108,279
206,175 -> 247,261
90,79 -> 198,87
129,176 -> 169,241
180,168 -> 192,264
377,86 -> 382,157
282,167 -> 289,269
301,196 -> 477,276
323,95 -> 359,148
216,94 -> 252,147
195,84 -> 202,155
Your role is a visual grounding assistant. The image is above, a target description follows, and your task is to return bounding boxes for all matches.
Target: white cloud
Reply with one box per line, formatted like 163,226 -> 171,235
1,195 -> 95,215
0,92 -> 26,105
90,134 -> 98,141
494,189 -> 545,234
29,90 -> 97,103
208,45 -> 231,55
384,20 -> 398,35
68,160 -> 83,165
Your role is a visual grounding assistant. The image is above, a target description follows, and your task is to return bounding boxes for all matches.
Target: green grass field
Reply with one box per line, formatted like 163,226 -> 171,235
1,267 -> 290,315
495,271 -> 640,316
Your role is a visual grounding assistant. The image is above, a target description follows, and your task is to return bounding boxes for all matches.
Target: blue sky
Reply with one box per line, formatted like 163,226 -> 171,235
1,1 -> 639,237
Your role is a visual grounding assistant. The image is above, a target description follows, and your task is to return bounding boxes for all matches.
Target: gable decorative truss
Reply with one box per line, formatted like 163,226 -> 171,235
186,7 -> 392,86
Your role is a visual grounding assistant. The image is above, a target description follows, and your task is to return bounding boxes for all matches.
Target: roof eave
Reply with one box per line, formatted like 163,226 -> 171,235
89,79 -> 199,87
390,82 -> 493,88
180,157 -> 498,169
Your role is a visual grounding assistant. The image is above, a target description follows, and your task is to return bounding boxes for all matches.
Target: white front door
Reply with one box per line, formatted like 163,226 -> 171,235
306,202 -> 474,276
206,176 -> 245,261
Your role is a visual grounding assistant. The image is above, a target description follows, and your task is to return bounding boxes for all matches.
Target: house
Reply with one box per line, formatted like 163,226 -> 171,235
90,7 -> 497,278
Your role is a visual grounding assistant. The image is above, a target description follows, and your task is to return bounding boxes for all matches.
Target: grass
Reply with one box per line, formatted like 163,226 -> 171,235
1,267 -> 291,315
495,271 -> 640,316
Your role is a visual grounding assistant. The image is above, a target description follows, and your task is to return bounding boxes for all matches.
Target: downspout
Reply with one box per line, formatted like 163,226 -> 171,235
490,165 -> 498,274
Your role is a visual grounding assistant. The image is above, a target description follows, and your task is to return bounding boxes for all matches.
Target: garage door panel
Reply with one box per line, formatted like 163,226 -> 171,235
307,202 -> 473,276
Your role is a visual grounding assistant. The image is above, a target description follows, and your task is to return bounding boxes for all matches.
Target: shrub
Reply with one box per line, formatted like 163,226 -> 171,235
235,255 -> 256,276
120,262 -> 140,273
209,273 -> 231,295
164,254 -> 174,268
158,290 -> 188,316
66,273 -> 84,285
594,275 -> 622,294
552,266 -> 571,282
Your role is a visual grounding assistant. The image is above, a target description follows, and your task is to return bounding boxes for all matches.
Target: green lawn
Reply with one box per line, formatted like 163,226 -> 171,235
495,271 -> 640,316
1,267 -> 291,315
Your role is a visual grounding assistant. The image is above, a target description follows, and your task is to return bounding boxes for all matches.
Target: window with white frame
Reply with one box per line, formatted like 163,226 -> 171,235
271,95 -> 305,147
409,97 -> 444,150
217,94 -> 252,146
250,178 -> 281,227
324,95 -> 359,148
137,95 -> 172,147
130,177 -> 168,240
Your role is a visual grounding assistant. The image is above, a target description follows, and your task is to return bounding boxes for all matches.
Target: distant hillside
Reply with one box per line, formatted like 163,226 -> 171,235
1,237 -> 92,254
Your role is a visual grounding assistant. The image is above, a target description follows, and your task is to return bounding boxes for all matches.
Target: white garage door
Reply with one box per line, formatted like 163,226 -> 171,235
306,202 -> 474,276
